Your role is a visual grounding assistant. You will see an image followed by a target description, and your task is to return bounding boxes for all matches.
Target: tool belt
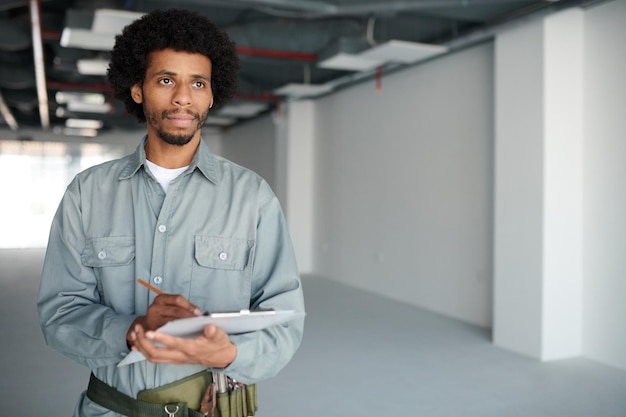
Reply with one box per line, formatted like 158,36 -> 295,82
86,371 -> 257,417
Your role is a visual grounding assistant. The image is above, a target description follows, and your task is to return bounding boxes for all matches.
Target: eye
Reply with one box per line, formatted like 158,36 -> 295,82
193,80 -> 206,88
159,78 -> 173,85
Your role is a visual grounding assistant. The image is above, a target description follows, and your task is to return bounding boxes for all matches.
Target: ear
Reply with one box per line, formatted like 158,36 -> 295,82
131,84 -> 143,104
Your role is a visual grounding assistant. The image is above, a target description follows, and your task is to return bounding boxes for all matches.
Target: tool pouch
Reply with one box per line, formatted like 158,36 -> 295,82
215,384 -> 257,417
138,371 -> 213,411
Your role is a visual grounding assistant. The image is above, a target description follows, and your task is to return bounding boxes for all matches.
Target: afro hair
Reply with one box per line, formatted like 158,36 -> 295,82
107,9 -> 240,122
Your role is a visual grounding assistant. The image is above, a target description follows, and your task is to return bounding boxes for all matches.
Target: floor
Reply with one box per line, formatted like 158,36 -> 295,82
2,248 -> 626,416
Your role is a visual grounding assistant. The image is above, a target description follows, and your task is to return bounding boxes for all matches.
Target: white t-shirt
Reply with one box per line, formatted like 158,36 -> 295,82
145,159 -> 189,193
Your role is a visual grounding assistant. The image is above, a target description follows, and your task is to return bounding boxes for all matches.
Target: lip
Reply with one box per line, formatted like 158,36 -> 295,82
166,114 -> 196,128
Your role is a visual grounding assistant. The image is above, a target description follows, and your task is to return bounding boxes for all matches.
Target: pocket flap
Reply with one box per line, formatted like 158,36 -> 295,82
82,236 -> 135,267
194,236 -> 252,271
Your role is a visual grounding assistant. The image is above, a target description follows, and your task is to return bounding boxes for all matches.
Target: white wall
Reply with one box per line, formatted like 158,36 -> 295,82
312,44 -> 495,327
582,0 -> 626,370
217,117 -> 275,188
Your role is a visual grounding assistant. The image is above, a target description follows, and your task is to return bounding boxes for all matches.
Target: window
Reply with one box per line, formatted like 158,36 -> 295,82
0,140 -> 125,248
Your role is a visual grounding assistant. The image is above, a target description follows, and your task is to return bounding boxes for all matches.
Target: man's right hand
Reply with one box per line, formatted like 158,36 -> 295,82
126,293 -> 203,348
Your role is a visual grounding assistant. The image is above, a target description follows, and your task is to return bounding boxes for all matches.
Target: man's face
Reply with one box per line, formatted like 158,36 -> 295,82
131,48 -> 214,146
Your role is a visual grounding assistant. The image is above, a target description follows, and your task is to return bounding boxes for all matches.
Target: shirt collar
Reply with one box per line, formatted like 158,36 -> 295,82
119,135 -> 221,184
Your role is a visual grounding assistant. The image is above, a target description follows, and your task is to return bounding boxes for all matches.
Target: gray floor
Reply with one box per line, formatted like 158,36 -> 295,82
2,248 -> 626,416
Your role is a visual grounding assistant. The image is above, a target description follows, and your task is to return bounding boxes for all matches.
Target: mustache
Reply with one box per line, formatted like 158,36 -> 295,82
161,109 -> 200,120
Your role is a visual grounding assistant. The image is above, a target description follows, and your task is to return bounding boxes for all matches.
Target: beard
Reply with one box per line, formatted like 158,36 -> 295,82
145,108 -> 209,146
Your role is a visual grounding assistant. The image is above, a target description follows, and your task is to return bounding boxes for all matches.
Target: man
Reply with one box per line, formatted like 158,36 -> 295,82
37,8 -> 305,417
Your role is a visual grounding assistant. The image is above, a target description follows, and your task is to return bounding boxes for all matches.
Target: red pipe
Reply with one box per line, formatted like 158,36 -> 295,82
42,30 -> 62,40
234,92 -> 281,104
236,46 -> 317,61
47,81 -> 112,92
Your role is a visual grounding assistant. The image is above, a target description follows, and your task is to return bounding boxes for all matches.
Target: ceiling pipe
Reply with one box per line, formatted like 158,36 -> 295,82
236,46 -> 317,61
30,0 -> 50,130
234,92 -> 281,104
0,90 -> 19,131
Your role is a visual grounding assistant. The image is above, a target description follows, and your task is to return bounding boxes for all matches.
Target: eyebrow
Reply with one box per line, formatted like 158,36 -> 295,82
151,70 -> 211,81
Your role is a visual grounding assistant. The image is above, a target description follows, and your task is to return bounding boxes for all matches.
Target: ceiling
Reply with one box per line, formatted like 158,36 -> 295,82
0,0 -> 589,138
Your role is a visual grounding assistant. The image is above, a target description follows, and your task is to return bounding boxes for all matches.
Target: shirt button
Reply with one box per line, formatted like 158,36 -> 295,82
153,276 -> 163,285
218,252 -> 228,261
97,251 -> 107,260
158,224 -> 167,233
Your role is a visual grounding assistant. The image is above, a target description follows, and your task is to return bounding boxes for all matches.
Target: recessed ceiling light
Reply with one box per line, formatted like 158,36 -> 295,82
60,9 -> 144,51
359,40 -> 447,64
60,28 -> 115,51
67,101 -> 111,114
55,91 -> 105,105
273,83 -> 333,98
65,118 -> 104,129
317,37 -> 383,71
318,53 -> 382,71
91,9 -> 144,34
76,58 -> 109,75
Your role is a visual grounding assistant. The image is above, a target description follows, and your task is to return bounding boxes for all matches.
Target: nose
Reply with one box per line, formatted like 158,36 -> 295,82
172,84 -> 192,107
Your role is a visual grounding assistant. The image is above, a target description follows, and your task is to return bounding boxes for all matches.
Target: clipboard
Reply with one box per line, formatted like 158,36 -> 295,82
118,309 -> 303,366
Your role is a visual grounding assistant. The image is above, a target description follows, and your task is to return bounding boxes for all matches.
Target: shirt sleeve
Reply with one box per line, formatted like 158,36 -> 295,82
37,179 -> 135,369
221,191 -> 306,383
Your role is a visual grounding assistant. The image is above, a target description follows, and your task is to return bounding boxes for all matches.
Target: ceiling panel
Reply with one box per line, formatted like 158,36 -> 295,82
0,0 -> 585,139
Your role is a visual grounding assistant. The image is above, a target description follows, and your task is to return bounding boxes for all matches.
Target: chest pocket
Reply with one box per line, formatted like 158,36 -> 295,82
82,236 -> 135,267
194,236 -> 252,271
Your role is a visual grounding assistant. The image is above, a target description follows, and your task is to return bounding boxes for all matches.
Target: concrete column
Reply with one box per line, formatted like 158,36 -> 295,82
275,100 -> 316,273
493,8 -> 584,360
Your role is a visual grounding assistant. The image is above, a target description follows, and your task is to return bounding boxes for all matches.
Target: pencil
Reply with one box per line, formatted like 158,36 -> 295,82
137,278 -> 164,295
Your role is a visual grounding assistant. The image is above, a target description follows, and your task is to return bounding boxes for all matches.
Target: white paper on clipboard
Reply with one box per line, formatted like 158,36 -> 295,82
118,309 -> 303,367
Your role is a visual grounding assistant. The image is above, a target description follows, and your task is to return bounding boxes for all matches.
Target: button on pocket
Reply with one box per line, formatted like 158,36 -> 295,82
194,236 -> 252,271
82,236 -> 135,267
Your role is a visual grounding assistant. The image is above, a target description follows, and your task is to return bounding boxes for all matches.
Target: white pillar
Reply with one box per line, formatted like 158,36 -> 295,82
493,8 -> 584,360
275,100 -> 316,273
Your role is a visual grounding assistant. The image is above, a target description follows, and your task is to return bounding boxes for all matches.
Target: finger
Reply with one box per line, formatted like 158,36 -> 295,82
140,331 -> 196,364
146,330 -> 181,349
203,324 -> 220,339
153,294 -> 203,316
132,327 -> 178,360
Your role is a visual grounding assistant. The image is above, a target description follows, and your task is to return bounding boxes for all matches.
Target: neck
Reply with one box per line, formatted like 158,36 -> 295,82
145,134 -> 200,168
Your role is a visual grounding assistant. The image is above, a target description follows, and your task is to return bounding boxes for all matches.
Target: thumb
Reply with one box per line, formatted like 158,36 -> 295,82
203,324 -> 218,339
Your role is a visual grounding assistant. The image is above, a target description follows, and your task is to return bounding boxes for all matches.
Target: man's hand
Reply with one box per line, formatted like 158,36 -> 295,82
131,323 -> 237,368
126,293 -> 236,368
126,293 -> 203,348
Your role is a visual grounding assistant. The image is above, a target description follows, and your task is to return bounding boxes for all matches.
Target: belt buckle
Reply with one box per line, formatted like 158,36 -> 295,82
164,404 -> 180,417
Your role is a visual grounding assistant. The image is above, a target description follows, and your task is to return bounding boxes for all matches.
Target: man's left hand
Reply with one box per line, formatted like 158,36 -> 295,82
131,323 -> 237,368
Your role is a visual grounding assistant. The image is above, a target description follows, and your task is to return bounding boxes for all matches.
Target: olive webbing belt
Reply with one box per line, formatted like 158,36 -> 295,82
87,373 -> 207,417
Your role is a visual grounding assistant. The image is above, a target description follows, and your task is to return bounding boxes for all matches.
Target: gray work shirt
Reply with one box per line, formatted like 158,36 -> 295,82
37,137 -> 305,417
